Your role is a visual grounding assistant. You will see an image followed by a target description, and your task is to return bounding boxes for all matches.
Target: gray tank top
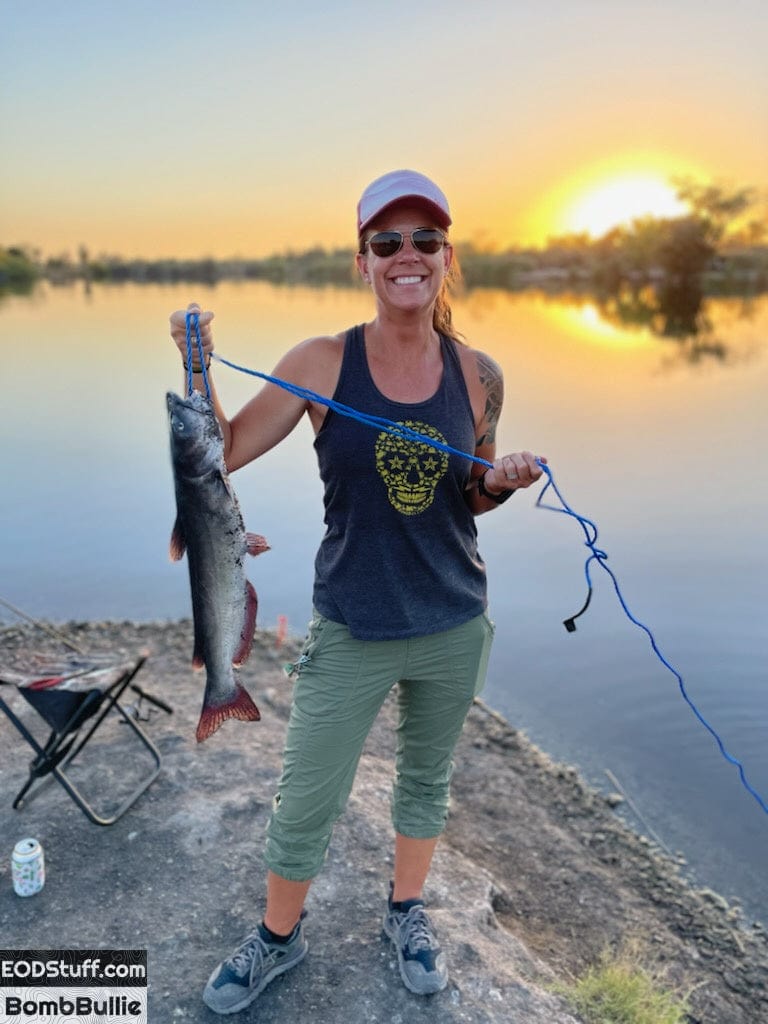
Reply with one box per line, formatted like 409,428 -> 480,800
312,324 -> 487,639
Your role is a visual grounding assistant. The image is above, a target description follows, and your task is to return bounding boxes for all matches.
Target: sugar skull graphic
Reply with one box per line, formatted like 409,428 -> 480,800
375,421 -> 449,516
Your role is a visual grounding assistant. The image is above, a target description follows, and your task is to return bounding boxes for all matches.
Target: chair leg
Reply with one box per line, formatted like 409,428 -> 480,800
12,773 -> 37,811
0,696 -> 53,809
53,710 -> 162,826
52,660 -> 163,826
2,656 -> 164,826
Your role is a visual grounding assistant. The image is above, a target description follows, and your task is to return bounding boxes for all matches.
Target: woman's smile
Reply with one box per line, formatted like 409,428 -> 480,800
391,274 -> 427,285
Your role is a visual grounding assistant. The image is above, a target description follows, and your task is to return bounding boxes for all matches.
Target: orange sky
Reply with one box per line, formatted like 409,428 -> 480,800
1,2 -> 766,258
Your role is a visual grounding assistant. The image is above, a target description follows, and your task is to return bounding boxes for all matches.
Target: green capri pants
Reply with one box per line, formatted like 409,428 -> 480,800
264,610 -> 495,881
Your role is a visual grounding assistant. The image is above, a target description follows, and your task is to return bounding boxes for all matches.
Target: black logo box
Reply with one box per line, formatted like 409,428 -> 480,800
0,950 -> 147,987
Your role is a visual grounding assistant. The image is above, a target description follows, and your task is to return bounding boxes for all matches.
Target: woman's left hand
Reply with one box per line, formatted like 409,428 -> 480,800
484,451 -> 547,493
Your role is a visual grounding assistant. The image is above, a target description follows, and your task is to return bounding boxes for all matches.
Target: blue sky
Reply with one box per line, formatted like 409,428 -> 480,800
2,0 -> 766,256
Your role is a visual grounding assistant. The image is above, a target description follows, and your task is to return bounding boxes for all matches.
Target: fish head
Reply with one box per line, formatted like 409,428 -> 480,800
166,390 -> 224,475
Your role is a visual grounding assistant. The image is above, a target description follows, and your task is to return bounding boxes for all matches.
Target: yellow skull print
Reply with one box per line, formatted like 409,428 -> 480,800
375,421 -> 449,516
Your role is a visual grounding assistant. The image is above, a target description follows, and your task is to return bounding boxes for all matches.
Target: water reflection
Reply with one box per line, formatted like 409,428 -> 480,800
1,281 -> 767,926
489,281 -> 764,368
6,266 -> 768,365
0,279 -> 36,304
593,281 -> 733,365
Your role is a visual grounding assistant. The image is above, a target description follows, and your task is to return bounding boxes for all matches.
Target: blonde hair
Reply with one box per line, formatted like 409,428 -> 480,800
433,251 -> 464,343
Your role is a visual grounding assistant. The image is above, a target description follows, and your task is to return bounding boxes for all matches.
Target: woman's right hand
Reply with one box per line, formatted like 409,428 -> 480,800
169,301 -> 215,365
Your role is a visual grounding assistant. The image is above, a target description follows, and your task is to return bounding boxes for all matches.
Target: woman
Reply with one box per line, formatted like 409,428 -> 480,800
170,169 -> 545,1014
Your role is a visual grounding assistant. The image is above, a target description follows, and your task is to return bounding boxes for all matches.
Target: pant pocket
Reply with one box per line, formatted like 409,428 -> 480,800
473,612 -> 496,697
285,610 -> 328,678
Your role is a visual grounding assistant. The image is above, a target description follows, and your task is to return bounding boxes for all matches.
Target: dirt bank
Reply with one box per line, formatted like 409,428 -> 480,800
1,619 -> 766,1023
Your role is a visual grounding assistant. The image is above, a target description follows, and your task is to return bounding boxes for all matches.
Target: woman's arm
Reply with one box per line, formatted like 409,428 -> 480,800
169,302 -> 342,472
459,346 -> 545,514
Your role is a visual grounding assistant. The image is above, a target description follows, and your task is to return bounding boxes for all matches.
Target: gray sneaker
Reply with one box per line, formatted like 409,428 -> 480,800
382,885 -> 448,995
202,913 -> 308,1014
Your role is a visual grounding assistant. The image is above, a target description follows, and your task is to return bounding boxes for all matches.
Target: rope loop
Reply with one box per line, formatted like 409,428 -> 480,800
185,312 -> 212,400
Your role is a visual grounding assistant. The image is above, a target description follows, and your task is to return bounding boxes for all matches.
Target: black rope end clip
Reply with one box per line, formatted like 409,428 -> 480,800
563,587 -> 593,633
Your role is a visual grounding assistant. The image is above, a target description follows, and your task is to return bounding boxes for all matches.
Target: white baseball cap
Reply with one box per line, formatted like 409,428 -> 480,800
357,169 -> 452,233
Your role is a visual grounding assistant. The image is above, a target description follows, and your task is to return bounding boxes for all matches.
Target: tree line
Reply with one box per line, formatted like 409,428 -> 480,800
2,180 -> 766,295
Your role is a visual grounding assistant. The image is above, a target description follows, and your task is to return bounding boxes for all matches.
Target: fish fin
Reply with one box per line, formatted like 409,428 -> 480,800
214,469 -> 232,497
170,518 -> 186,561
246,532 -> 270,556
195,684 -> 261,742
233,580 -> 258,667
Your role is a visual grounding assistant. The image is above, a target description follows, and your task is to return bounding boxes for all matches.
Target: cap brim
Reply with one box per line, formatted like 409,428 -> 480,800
359,196 -> 451,233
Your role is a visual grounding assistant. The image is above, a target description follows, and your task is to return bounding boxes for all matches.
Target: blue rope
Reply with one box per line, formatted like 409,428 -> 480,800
185,312 -> 768,817
187,310 -> 491,464
185,313 -> 212,399
535,471 -> 768,816
210,353 -> 495,469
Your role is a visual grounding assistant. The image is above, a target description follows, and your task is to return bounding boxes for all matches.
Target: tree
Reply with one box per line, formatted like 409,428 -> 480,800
656,217 -> 715,280
671,178 -> 756,246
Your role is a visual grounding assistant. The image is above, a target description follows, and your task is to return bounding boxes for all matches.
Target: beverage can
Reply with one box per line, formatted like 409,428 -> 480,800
12,838 -> 45,896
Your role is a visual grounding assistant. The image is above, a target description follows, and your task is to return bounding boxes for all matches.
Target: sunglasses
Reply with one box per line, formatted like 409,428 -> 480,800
363,228 -> 447,258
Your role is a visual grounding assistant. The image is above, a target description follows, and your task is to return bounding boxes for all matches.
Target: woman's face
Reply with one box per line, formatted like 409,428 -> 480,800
356,203 -> 452,315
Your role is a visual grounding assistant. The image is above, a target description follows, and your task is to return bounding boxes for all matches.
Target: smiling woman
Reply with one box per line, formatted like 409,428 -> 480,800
165,168 -> 549,1015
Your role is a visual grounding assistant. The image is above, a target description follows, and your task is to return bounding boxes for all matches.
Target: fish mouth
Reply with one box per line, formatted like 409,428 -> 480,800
167,390 -> 213,415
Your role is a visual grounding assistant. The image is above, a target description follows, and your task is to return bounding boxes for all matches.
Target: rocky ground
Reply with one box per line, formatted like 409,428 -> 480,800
1,619 -> 766,1023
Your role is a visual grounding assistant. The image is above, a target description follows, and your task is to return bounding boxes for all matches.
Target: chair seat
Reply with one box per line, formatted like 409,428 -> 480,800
0,649 -> 167,826
4,656 -> 136,733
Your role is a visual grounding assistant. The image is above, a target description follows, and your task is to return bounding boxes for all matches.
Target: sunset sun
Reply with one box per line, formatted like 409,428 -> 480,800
560,173 -> 689,239
525,154 -> 706,247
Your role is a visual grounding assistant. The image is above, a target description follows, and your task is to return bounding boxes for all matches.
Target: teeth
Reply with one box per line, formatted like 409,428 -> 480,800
393,276 -> 423,285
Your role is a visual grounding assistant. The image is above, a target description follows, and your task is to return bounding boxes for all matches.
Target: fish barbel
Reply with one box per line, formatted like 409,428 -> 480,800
167,390 -> 267,741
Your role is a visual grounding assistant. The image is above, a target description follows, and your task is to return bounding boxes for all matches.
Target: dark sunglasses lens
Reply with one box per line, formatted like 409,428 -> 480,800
412,229 -> 445,254
369,232 -> 402,257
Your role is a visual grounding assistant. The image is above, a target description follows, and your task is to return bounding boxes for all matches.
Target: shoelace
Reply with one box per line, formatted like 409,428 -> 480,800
401,907 -> 438,952
229,933 -> 269,977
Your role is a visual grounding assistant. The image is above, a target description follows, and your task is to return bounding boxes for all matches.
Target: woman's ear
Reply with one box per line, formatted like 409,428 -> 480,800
355,251 -> 370,283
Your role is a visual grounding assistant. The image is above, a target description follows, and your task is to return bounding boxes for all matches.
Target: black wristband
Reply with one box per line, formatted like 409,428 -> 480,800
182,358 -> 211,372
478,470 -> 515,504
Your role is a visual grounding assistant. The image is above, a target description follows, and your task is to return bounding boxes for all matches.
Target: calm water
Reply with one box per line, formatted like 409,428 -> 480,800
2,280 -> 767,923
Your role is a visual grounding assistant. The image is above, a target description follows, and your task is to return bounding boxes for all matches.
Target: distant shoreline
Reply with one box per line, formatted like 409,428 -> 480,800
3,239 -> 768,296
27,250 -> 768,296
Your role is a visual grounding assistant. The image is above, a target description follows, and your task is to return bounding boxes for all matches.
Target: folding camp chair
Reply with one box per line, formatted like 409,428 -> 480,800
0,649 -> 167,826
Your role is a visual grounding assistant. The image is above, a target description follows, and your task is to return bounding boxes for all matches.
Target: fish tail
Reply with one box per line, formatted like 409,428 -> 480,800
195,683 -> 261,742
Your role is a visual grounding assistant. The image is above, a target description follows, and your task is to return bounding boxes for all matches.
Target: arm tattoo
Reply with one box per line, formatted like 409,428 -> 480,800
475,352 -> 503,447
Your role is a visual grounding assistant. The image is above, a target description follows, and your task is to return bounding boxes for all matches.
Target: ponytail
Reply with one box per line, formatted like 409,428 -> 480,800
433,251 -> 464,343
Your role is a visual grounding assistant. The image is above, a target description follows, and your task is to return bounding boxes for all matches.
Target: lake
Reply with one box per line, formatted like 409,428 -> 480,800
2,278 -> 767,925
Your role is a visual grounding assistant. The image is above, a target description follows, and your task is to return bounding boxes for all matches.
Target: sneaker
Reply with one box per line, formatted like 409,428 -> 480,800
202,912 -> 308,1014
382,884 -> 448,995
